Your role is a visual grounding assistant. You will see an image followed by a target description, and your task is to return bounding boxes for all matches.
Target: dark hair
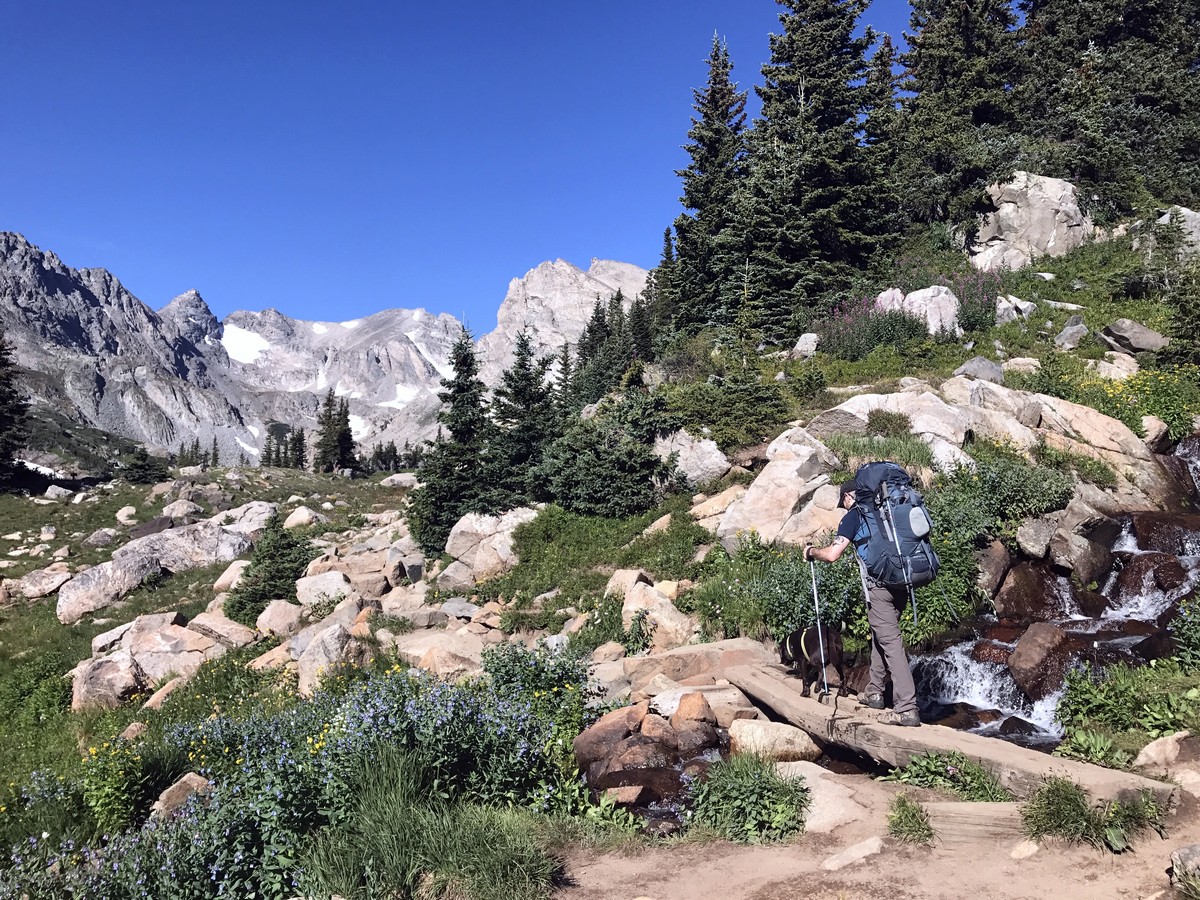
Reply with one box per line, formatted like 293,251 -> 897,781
839,480 -> 857,508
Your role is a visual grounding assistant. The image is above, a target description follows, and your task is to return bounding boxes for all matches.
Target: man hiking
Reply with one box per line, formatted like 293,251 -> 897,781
804,480 -> 921,727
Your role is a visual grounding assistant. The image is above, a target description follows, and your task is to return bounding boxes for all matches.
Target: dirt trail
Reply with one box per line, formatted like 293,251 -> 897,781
559,776 -> 1200,900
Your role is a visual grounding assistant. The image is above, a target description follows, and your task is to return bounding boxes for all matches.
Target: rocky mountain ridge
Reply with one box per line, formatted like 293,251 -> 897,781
0,232 -> 646,465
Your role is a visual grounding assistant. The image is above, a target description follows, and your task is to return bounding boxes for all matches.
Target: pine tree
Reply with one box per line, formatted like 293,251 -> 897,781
261,432 -> 273,468
899,0 -> 1020,228
645,228 -> 680,332
335,399 -> 355,470
629,294 -> 654,361
407,328 -> 498,552
313,390 -> 340,473
491,330 -> 555,501
672,34 -> 749,332
210,436 -> 219,468
1016,0 -> 1200,219
861,33 -> 905,250
0,331 -> 29,487
732,0 -> 880,340
289,427 -> 307,470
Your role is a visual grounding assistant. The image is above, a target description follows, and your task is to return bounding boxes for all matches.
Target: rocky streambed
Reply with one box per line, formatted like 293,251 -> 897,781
916,505 -> 1200,748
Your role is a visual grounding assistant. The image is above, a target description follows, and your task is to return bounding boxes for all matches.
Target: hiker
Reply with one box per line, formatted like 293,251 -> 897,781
803,480 -> 921,727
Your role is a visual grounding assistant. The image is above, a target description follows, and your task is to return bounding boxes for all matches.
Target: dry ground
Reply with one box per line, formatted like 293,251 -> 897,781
559,772 -> 1200,900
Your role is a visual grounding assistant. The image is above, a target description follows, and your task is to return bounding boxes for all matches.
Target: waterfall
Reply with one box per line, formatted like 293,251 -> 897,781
1177,436 -> 1200,500
912,642 -> 1065,738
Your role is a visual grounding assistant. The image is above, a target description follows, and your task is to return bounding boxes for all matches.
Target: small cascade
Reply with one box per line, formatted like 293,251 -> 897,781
912,642 -> 1064,739
1177,436 -> 1200,501
1103,555 -> 1200,622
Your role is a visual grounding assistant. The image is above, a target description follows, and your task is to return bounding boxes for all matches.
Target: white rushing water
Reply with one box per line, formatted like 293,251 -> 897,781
913,642 -> 1065,737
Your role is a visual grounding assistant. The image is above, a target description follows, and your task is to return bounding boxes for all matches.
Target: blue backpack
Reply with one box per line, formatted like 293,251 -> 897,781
853,461 -> 940,590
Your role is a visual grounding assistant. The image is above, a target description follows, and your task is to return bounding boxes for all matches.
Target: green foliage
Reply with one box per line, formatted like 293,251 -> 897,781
815,297 -> 928,361
688,753 -> 810,844
823,432 -> 934,475
1053,729 -> 1132,770
299,749 -> 560,900
80,738 -> 188,832
0,330 -> 29,488
0,651 -> 71,733
124,446 -> 169,485
671,34 -> 748,333
1057,660 -> 1200,742
491,330 -> 557,502
1163,264 -> 1200,366
224,514 -> 319,626
536,393 -> 673,519
887,793 -> 935,845
1031,440 -> 1118,489
1021,778 -> 1165,853
881,751 -> 1012,802
865,408 -> 912,437
661,373 -> 790,452
1172,596 -> 1200,674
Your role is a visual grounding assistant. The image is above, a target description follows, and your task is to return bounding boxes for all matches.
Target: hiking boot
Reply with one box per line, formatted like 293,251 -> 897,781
859,692 -> 886,710
879,710 -> 921,727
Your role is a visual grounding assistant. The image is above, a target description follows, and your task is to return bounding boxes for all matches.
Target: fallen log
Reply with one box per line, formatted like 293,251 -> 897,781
724,664 -> 1177,807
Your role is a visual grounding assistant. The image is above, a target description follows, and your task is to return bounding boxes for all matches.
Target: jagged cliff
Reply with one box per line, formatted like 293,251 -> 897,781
0,232 -> 647,461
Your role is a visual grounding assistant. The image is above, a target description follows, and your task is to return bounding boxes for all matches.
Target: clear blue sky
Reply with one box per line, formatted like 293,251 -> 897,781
4,1 -> 910,330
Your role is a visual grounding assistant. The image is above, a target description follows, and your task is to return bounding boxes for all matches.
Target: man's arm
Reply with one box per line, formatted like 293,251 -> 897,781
806,536 -> 850,563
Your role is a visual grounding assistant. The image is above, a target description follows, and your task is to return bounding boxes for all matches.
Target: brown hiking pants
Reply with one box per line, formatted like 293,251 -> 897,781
866,583 -> 918,715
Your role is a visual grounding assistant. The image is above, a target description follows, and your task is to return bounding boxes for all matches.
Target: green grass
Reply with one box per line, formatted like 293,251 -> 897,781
1020,777 -> 1164,853
299,748 -> 562,900
887,793 -> 935,845
881,751 -> 1013,802
1031,440 -> 1118,488
823,432 -> 934,477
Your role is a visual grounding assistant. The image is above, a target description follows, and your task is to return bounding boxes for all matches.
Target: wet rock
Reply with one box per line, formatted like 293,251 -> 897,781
1131,513 -> 1200,556
994,563 -> 1075,623
998,716 -> 1040,736
976,540 -> 1012,597
1134,630 -> 1178,661
1008,622 -> 1070,701
1048,531 -> 1112,587
674,720 -> 720,756
971,640 -> 1013,666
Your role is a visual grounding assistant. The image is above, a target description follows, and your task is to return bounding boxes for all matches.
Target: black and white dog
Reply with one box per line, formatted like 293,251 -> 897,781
779,623 -> 845,698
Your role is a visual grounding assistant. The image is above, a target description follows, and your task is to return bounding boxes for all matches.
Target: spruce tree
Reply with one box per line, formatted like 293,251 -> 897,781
645,228 -> 680,332
672,34 -> 748,332
313,390 -> 340,472
335,399 -> 355,470
899,0 -> 1019,228
407,328 -> 497,552
289,427 -> 307,470
0,331 -> 29,487
261,432 -> 274,468
491,330 -> 555,501
861,33 -> 905,251
1016,0 -> 1200,218
210,436 -> 219,468
732,0 -> 879,340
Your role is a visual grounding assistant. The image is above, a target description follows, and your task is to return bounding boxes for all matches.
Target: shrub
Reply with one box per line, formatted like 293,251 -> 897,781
865,409 -> 912,437
887,793 -> 935,844
881,751 -> 1012,802
816,297 -> 928,362
1057,660 -> 1200,739
1173,595 -> 1200,674
822,432 -> 934,474
1021,778 -> 1164,852
224,514 -> 319,626
536,417 -> 670,519
1031,440 -> 1118,489
1053,729 -> 1132,769
949,270 -> 1002,334
688,753 -> 809,844
660,376 -> 790,452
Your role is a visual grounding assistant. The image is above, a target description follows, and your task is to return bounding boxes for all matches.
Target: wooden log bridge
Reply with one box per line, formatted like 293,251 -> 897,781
725,665 -> 1178,807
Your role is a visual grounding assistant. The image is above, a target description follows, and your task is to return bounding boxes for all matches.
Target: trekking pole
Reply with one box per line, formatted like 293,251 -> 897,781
808,558 -> 830,698
909,585 -> 918,628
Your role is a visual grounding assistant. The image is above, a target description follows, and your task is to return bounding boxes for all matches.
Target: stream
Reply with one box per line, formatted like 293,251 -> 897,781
913,438 -> 1200,749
